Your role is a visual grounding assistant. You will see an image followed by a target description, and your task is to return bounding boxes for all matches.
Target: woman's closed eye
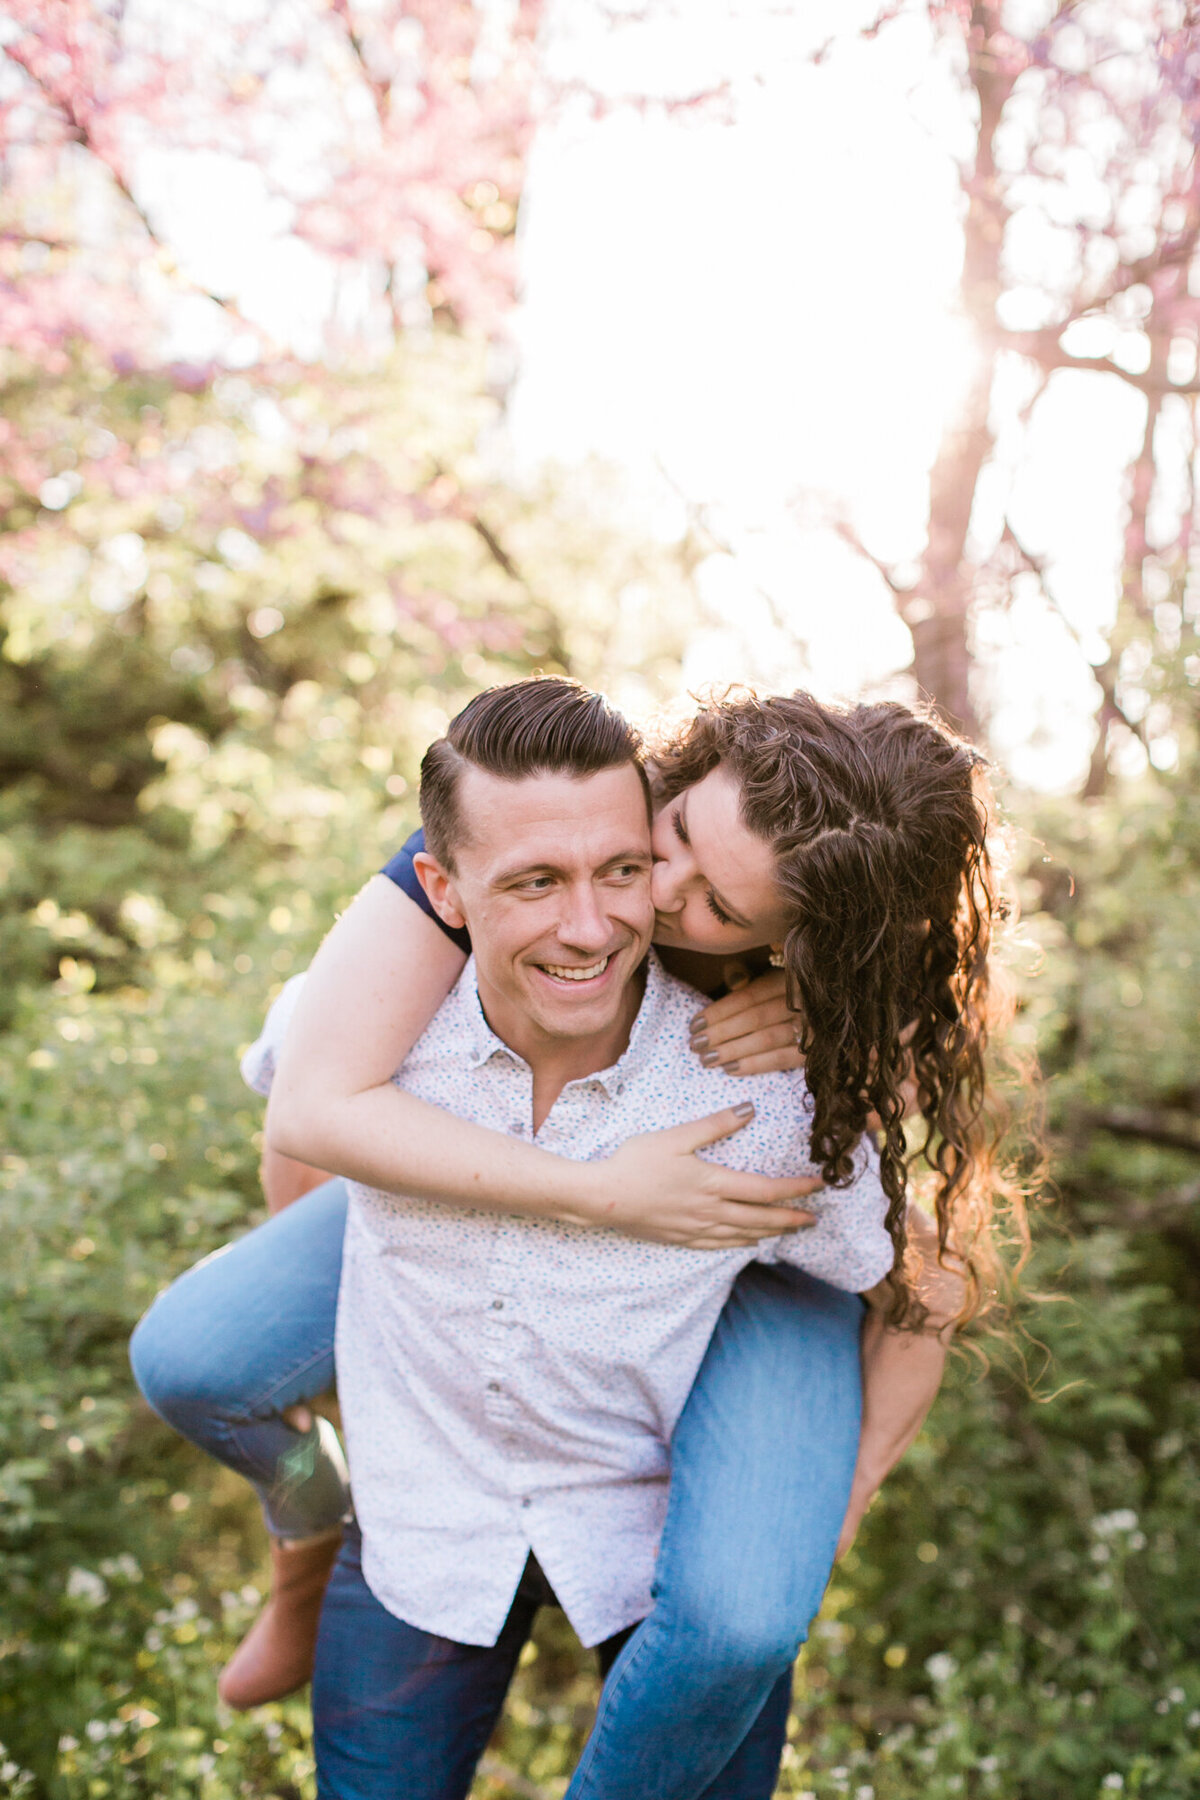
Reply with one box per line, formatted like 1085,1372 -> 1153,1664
673,805 -> 735,926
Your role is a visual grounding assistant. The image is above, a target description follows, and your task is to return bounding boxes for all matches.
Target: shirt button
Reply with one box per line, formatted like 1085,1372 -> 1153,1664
507,1122 -> 524,1136
491,1299 -> 504,1311
521,1498 -> 531,1509
487,1381 -> 500,1393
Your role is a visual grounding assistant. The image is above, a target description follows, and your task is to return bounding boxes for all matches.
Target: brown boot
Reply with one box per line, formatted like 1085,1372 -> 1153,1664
217,1528 -> 342,1710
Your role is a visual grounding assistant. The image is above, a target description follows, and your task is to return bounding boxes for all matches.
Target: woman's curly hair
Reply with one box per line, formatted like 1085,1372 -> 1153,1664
653,688 -> 1031,1330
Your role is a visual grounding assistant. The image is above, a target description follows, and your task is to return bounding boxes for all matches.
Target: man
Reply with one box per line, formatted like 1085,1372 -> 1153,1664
289,679 -> 893,1797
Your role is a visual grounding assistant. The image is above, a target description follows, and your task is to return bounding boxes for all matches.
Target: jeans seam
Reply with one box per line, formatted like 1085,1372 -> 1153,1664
567,1623 -> 661,1799
222,1344 -> 336,1422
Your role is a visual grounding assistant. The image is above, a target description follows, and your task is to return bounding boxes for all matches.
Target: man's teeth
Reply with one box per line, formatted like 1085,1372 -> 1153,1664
540,956 -> 610,982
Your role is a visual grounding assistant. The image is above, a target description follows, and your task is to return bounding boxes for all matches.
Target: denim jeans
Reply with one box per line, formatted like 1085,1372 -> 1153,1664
314,1527 -> 793,1800
131,1179 -> 863,1799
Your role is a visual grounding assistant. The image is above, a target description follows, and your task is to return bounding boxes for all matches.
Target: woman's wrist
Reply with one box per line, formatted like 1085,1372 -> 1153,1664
541,1155 -> 611,1230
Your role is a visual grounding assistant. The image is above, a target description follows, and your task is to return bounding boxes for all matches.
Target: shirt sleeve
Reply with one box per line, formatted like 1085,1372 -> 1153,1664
239,973 -> 307,1097
765,1136 -> 895,1293
380,827 -> 472,955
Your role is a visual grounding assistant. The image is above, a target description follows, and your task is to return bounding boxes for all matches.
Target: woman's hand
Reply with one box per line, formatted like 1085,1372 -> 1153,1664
688,970 -> 805,1078
690,972 -> 923,1129
582,1105 -> 821,1249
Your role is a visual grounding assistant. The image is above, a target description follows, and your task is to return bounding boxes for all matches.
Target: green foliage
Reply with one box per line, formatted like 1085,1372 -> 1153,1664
3,338 -> 1199,1793
3,773 -> 1198,1799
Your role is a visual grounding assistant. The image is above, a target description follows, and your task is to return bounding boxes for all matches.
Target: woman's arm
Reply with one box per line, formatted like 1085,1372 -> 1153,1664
267,877 -> 820,1248
836,1206 -> 965,1557
260,1144 -> 334,1216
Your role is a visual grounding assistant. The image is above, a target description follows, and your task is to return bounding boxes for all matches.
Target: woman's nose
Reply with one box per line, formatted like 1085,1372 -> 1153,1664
650,857 -> 687,914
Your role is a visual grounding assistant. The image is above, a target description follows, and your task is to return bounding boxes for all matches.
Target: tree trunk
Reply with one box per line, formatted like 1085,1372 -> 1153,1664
904,4 -> 1013,744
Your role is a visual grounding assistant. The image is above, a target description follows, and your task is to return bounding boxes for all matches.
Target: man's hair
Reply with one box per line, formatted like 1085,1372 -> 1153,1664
420,677 -> 647,868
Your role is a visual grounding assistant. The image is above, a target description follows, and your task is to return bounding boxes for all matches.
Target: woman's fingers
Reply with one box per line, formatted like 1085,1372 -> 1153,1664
694,1005 -> 794,1051
721,1046 -> 806,1076
715,1167 -> 821,1206
696,968 -> 788,1025
692,1023 -> 804,1069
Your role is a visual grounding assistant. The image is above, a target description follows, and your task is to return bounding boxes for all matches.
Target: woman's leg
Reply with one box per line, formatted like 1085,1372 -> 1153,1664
130,1178 -> 352,1708
567,1264 -> 864,1800
129,1178 -> 350,1539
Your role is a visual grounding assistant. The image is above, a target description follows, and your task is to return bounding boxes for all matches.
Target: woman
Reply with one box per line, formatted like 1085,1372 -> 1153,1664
132,684 -> 1020,1799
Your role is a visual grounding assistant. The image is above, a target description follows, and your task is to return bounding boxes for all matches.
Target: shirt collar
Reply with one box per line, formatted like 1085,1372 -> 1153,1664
459,951 -> 671,1098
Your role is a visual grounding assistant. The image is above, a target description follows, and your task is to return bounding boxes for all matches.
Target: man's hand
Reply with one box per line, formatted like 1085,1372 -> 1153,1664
583,1107 -> 820,1249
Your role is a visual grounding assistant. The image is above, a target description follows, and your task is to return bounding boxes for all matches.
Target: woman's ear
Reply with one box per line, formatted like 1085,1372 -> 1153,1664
412,852 -> 467,931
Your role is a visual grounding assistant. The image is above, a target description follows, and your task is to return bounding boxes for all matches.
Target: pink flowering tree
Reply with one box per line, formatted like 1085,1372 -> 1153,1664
823,1 -> 1200,781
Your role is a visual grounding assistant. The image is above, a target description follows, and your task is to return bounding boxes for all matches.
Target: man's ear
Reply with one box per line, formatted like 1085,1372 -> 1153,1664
412,851 -> 467,932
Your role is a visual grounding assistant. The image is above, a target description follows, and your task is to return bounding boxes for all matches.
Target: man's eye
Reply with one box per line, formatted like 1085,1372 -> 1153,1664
521,877 -> 555,893
609,863 -> 644,880
705,891 -> 734,926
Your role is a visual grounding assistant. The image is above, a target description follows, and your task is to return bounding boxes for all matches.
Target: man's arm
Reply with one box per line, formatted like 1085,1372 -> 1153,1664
837,1206 -> 965,1557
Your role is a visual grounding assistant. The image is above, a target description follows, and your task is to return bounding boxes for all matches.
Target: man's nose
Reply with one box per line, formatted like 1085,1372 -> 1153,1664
557,883 -> 613,951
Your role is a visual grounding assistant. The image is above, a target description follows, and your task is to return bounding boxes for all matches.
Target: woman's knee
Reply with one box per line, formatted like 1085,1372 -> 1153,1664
654,1586 -> 810,1684
129,1265 -> 242,1425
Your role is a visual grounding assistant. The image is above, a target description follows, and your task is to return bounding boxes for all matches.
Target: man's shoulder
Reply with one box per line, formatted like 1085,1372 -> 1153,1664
635,958 -> 816,1163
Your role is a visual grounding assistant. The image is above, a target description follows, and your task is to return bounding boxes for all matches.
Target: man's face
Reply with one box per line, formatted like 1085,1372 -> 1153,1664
429,763 -> 655,1048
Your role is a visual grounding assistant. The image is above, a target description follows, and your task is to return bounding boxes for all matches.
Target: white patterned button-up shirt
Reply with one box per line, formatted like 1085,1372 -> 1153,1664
244,953 -> 893,1649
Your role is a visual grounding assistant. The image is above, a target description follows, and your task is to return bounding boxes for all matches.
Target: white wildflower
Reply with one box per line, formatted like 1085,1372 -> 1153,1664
1092,1509 -> 1138,1537
1102,1777 -> 1124,1791
924,1652 -> 958,1684
84,1721 -> 108,1743
65,1567 -> 108,1606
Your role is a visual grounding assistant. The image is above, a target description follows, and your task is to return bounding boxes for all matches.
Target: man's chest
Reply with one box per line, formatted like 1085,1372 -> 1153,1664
394,1044 -> 809,1177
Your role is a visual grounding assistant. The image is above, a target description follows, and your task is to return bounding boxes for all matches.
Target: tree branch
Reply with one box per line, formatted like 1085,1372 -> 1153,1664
2,37 -> 269,346
1087,1106 -> 1200,1158
829,517 -> 906,597
996,331 -> 1200,396
1000,519 -> 1149,746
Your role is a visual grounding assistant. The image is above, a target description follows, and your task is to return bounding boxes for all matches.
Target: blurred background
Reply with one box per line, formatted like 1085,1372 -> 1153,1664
1,2 -> 1198,1795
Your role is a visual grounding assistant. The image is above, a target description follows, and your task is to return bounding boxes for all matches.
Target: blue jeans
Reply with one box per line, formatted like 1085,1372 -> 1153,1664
131,1180 -> 863,1800
314,1527 -> 793,1800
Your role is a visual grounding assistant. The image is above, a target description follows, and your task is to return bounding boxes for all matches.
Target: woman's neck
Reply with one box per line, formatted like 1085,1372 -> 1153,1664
656,943 -> 771,997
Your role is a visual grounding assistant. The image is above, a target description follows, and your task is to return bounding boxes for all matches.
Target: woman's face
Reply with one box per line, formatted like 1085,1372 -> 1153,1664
650,766 -> 792,955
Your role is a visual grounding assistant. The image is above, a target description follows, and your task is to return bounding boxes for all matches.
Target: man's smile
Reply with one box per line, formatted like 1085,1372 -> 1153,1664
534,953 -> 613,986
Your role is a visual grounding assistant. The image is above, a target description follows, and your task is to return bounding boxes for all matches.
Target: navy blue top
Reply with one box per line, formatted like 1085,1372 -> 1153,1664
381,828 -> 472,954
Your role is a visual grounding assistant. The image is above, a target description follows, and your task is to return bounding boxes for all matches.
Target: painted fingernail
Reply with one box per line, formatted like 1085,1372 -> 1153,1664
725,1060 -> 739,1073
733,1101 -> 755,1120
690,1032 -> 709,1052
690,1011 -> 707,1030
700,1050 -> 721,1067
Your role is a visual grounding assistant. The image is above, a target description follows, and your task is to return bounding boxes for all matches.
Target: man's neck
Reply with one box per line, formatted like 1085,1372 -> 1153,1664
479,963 -> 647,1134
